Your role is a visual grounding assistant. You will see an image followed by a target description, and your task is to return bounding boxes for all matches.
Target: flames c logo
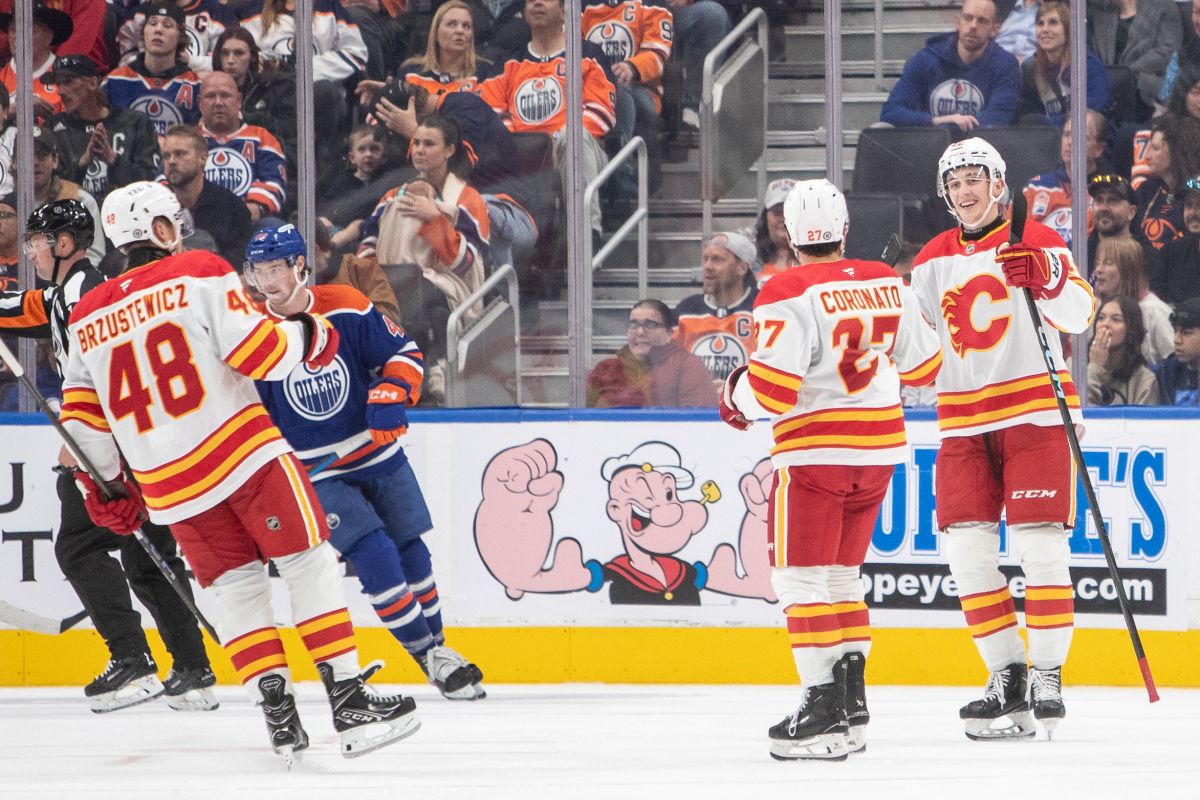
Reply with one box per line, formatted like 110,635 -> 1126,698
940,273 -> 1011,357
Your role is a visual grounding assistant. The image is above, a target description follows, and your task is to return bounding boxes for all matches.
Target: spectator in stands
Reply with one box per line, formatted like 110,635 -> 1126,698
662,0 -> 731,131
161,124 -> 253,266
373,0 -> 490,96
359,115 -> 490,402
196,69 -> 288,222
212,26 -> 297,169
1086,0 -> 1181,121
103,3 -> 202,137
21,125 -> 105,263
1156,0 -> 1200,106
477,0 -> 616,238
1155,296 -> 1200,404
879,0 -> 1019,131
1159,176 -> 1200,305
1087,295 -> 1160,404
320,124 -> 389,248
461,0 -> 529,67
238,0 -> 368,167
674,231 -> 757,387
1087,171 -> 1164,280
1134,113 -> 1200,250
587,298 -> 718,408
0,0 -> 107,70
116,0 -> 235,73
583,0 -> 673,187
0,194 -> 15,285
0,85 -> 12,195
1092,236 -> 1175,363
46,55 -> 160,203
1164,61 -> 1200,122
339,0 -> 408,81
754,178 -> 798,285
1023,111 -> 1110,246
1016,1 -> 1109,128
995,0 -> 1040,63
312,217 -> 401,324
0,3 -> 72,119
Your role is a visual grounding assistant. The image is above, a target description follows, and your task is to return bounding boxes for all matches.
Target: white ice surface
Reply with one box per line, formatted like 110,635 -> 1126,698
0,683 -> 1195,800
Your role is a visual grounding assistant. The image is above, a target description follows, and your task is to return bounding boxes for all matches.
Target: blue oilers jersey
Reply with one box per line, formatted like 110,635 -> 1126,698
255,284 -> 425,482
103,61 -> 202,136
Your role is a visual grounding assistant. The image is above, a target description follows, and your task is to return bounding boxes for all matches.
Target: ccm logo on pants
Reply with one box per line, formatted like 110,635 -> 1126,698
1010,490 -> 1058,499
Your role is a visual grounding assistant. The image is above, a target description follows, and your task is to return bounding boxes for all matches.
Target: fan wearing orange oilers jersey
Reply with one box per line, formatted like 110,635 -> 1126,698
909,137 -> 1096,742
719,179 -> 941,762
59,181 -> 419,762
245,224 -> 485,701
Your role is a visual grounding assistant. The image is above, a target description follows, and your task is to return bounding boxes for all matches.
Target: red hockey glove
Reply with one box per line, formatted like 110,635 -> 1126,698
289,312 -> 340,369
719,365 -> 752,431
995,242 -> 1065,300
74,471 -> 146,535
366,377 -> 411,444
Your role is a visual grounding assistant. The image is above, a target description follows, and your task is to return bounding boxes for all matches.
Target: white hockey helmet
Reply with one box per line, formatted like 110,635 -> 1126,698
936,137 -> 1006,197
783,178 -> 848,247
101,180 -> 192,253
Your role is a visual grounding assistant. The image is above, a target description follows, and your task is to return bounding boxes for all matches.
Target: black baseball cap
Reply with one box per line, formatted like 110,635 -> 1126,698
140,1 -> 187,29
0,3 -> 73,47
1087,173 -> 1134,203
41,54 -> 102,85
1170,298 -> 1200,330
30,125 -> 57,157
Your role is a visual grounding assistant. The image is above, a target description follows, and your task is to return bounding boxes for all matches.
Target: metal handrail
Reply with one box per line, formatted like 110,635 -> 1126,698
445,263 -> 522,407
701,7 -> 768,235
584,135 -> 648,289
873,0 -> 885,91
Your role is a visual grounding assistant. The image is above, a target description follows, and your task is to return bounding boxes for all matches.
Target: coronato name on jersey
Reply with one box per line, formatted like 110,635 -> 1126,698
255,284 -> 424,482
909,218 -> 1095,438
59,250 -> 317,524
732,260 -> 942,467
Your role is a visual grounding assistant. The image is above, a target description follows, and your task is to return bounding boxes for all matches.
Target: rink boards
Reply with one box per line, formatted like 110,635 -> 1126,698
2,408 -> 1198,687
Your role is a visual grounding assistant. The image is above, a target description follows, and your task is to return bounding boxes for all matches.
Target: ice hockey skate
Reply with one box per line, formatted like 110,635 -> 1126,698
1030,666 -> 1066,740
422,645 -> 486,700
163,665 -> 219,712
836,652 -> 869,754
960,663 -> 1036,741
768,683 -> 849,762
84,653 -> 164,713
257,673 -> 309,769
318,661 -> 420,758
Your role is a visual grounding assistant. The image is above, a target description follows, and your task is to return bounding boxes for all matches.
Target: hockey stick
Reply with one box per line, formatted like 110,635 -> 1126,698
0,599 -> 88,634
880,232 -> 903,268
0,339 -> 221,645
1008,193 -> 1159,702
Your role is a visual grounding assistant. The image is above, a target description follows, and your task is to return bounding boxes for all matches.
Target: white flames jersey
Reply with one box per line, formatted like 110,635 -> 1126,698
60,250 -> 315,524
731,259 -> 942,467
909,218 -> 1096,438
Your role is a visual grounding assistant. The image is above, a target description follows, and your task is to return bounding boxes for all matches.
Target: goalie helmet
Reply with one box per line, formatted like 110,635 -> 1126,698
101,180 -> 192,252
783,179 -> 848,247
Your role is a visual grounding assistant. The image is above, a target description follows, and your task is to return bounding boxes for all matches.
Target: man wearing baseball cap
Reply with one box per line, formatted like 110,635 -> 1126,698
1155,297 -> 1200,405
1159,176 -> 1200,307
0,2 -> 73,118
674,230 -> 759,387
23,125 -> 106,264
1086,172 -> 1164,286
755,178 -> 800,284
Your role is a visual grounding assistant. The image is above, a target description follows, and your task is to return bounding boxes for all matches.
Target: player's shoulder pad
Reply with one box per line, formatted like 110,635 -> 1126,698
911,228 -> 960,270
70,250 -> 233,323
311,283 -> 372,316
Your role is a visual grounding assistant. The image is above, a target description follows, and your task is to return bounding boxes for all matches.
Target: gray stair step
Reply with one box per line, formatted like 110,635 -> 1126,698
783,25 -> 937,63
657,161 -> 854,198
770,59 -> 905,81
769,92 -> 888,131
794,1 -> 958,27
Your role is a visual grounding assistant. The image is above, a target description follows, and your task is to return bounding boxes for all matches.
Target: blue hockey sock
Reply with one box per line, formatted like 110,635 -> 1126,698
341,530 -> 435,656
399,537 -> 444,646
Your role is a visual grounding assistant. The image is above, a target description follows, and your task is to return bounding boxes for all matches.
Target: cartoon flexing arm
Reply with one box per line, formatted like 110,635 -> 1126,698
474,439 -> 594,599
705,457 -> 778,601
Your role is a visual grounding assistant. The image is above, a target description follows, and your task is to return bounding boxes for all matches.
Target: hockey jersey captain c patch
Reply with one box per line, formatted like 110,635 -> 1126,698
283,356 -> 350,420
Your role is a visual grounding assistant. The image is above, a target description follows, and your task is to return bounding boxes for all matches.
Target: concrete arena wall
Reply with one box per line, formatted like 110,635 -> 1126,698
2,408 -> 1196,688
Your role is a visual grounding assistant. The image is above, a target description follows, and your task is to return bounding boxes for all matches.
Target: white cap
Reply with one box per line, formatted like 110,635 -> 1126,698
101,180 -> 190,252
600,441 -> 695,489
783,178 -> 848,246
763,178 -> 796,210
937,137 -> 1006,196
704,231 -> 756,264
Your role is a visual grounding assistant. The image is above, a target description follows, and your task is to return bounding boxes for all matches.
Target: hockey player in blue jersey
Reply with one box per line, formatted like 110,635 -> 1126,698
246,224 -> 485,700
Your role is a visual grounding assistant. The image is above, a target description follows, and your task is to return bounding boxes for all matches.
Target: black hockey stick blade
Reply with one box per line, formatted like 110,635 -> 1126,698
880,232 -> 903,267
59,609 -> 90,633
1011,191 -> 1158,701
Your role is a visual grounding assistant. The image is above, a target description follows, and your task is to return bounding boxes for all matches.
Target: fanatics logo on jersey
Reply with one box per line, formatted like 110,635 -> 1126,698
284,355 -> 350,421
514,77 -> 563,126
586,22 -> 635,61
205,147 -> 254,198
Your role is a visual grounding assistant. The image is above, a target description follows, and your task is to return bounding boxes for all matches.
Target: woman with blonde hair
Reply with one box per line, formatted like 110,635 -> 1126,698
1091,236 -> 1174,364
1016,1 -> 1109,127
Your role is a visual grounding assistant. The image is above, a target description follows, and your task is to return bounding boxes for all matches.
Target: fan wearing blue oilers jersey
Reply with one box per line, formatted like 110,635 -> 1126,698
247,224 -> 485,701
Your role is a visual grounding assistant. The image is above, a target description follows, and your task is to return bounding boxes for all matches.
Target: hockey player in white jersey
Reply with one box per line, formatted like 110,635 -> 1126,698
720,180 -> 942,760
909,138 -> 1096,740
58,181 -> 419,764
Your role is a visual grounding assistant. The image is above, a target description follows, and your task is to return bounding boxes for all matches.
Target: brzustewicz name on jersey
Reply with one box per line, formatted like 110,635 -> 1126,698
75,284 -> 190,353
